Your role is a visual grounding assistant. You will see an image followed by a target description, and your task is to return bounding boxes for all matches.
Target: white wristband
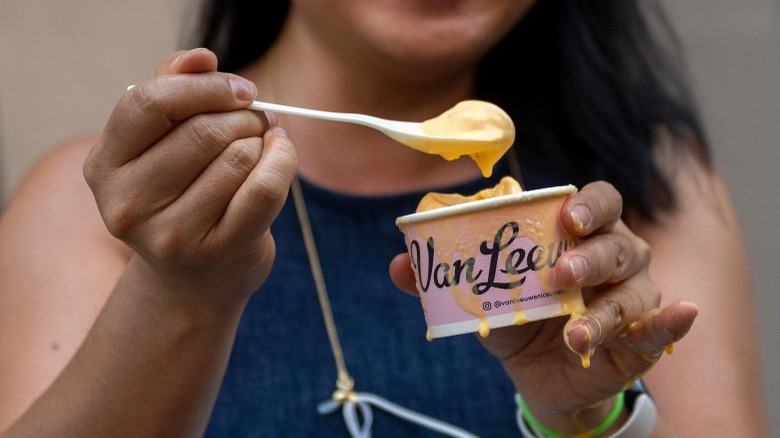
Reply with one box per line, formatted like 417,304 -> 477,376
609,392 -> 656,437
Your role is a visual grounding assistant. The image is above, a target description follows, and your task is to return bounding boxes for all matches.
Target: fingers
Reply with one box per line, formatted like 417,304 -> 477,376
216,126 -> 298,239
164,135 -> 267,239
83,48 -> 291,261
79,48 -> 295,301
389,253 -> 419,296
89,108 -> 270,240
585,301 -> 698,380
561,181 -> 623,236
90,49 -> 256,171
155,48 -> 218,76
554,181 -> 650,289
555,221 -> 651,288
129,109 -> 269,205
624,300 -> 698,360
94,73 -> 257,166
149,126 -> 296,263
564,272 -> 660,355
551,181 -> 692,375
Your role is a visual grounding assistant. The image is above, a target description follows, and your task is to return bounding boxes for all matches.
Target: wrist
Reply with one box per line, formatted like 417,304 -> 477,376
516,380 -> 657,438
121,255 -> 251,323
517,392 -> 626,437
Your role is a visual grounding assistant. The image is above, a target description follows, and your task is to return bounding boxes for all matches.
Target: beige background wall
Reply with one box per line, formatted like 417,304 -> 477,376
2,0 -> 779,432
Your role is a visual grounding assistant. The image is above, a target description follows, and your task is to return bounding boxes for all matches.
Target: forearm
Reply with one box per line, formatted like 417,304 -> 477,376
3,257 -> 246,437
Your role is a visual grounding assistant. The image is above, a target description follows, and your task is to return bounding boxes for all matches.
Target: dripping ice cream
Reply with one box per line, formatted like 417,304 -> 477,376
395,101 -> 585,342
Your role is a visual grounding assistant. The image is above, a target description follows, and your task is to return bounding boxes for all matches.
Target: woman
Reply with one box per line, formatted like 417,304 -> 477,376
0,0 -> 766,436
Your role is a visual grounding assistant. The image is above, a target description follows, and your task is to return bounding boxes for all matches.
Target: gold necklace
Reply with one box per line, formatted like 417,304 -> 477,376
289,175 -> 480,438
289,176 -> 354,400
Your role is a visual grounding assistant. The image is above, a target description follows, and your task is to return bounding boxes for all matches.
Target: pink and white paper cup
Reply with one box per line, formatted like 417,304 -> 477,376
396,185 -> 585,340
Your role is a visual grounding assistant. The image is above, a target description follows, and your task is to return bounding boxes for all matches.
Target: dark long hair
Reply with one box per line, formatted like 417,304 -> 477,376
191,0 -> 709,220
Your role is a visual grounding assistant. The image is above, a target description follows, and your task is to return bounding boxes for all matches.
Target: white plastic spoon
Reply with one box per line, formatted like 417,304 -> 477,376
248,100 -> 487,148
127,84 -> 506,149
247,100 -> 515,177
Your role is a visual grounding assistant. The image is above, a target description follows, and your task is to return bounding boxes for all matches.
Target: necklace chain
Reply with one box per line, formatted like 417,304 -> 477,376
290,176 -> 355,395
287,150 -> 522,437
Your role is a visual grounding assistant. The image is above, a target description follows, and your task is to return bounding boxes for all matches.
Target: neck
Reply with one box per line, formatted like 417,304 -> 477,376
240,13 -> 484,195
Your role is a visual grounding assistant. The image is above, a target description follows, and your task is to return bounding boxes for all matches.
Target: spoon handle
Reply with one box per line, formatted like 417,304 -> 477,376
126,85 -> 415,136
248,101 -> 384,129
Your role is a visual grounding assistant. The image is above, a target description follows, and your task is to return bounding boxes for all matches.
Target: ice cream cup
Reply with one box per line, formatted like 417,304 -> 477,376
396,185 -> 585,340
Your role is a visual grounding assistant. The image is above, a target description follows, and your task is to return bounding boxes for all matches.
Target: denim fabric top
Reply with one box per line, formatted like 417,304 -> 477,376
205,162 -> 554,437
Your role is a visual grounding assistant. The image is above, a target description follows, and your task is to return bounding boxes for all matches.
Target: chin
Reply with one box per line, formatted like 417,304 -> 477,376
362,1 -> 532,67
368,27 -> 500,77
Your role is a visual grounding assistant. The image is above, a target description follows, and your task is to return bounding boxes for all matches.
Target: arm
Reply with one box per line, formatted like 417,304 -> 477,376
0,49 -> 297,436
633,155 -> 767,436
0,136 -> 130,430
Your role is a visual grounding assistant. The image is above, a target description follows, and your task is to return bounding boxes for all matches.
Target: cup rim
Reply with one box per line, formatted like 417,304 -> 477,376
395,184 -> 578,226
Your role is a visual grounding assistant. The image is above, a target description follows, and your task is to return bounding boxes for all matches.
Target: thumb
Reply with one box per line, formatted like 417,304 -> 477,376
389,253 -> 419,296
155,48 -> 219,76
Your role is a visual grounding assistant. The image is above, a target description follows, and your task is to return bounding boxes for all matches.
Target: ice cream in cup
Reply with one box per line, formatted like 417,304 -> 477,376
396,177 -> 585,341
392,100 -> 584,341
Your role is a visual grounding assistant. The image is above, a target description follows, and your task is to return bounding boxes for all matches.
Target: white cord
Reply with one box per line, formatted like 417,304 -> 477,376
318,392 -> 481,438
293,177 -> 480,438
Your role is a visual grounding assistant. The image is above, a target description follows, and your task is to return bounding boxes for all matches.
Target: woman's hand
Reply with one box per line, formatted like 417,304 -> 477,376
84,48 -> 297,310
390,181 -> 697,434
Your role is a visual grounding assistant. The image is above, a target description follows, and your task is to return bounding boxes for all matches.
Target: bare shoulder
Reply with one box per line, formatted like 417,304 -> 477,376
0,135 -> 130,428
5,134 -> 99,218
632,151 -> 742,243
630,148 -> 751,316
629,130 -> 747,292
9,134 -> 97,196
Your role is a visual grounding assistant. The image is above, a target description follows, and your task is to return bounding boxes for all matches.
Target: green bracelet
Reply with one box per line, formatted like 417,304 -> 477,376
516,391 -> 625,438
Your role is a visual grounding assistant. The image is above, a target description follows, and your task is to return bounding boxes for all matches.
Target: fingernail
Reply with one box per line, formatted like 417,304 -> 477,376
577,323 -> 592,345
172,48 -> 203,66
569,256 -> 588,283
269,125 -> 288,138
570,204 -> 592,232
171,49 -> 190,66
565,322 -> 593,353
230,77 -> 256,101
264,111 -> 279,126
681,301 -> 699,313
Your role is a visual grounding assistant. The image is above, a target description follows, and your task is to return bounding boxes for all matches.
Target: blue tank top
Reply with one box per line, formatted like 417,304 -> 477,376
205,163 -> 553,437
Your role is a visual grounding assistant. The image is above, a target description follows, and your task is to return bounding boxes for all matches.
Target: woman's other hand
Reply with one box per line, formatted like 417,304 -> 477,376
390,181 -> 697,434
84,48 -> 297,308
